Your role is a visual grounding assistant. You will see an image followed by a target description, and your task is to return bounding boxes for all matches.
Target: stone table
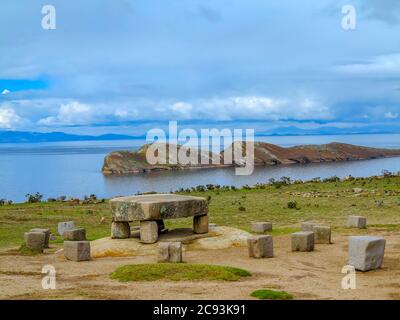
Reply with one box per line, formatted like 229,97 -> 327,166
109,194 -> 208,243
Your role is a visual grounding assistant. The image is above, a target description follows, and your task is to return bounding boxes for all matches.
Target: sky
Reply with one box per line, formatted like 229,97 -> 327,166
0,0 -> 400,135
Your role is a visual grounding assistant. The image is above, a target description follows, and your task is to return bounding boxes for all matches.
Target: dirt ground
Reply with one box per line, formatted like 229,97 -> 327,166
1,229 -> 400,300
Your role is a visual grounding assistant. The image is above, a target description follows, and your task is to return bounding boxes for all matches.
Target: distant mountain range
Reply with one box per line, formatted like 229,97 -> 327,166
258,125 -> 400,136
0,131 -> 144,143
1,125 -> 399,143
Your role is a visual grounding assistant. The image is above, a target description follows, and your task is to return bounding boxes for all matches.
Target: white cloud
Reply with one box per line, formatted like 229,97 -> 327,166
38,101 -> 95,126
333,54 -> 400,76
0,107 -> 24,129
1,89 -> 10,95
384,112 -> 399,119
36,95 -> 334,126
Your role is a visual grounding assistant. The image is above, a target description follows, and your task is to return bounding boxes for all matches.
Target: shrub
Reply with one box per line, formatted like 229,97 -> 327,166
25,192 -> 43,203
287,200 -> 298,209
238,206 -> 246,211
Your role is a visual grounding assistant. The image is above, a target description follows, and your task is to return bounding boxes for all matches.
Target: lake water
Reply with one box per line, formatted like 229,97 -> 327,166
0,134 -> 400,202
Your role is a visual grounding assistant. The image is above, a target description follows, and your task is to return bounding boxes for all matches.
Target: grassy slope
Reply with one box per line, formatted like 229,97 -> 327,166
1,176 -> 400,248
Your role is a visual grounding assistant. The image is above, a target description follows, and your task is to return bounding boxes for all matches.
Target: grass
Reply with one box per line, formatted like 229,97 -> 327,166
17,244 -> 43,256
250,289 -> 294,300
1,175 -> 400,248
110,263 -> 251,282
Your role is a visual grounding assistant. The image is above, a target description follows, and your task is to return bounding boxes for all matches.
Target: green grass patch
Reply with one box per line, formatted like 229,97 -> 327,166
110,263 -> 251,282
18,244 -> 43,256
250,289 -> 294,300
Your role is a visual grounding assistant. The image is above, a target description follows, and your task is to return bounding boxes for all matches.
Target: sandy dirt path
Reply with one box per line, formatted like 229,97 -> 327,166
1,230 -> 400,300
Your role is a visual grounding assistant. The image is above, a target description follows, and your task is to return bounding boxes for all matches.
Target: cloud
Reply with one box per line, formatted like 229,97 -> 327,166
0,106 -> 25,128
36,95 -> 333,126
37,101 -> 96,126
385,112 -> 399,119
332,54 -> 400,76
360,0 -> 400,25
1,89 -> 10,95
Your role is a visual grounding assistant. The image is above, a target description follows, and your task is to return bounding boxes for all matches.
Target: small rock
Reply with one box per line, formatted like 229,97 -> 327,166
30,228 -> 51,248
348,236 -> 385,271
58,221 -> 75,236
251,222 -> 272,233
63,228 -> 86,241
291,231 -> 314,252
24,232 -> 46,252
347,215 -> 367,229
247,235 -> 273,258
64,241 -> 91,262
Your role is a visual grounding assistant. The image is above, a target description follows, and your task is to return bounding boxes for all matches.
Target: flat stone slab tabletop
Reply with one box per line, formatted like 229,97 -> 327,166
110,194 -> 208,221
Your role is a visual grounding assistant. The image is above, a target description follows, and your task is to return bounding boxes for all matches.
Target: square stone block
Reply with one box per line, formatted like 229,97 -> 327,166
251,222 -> 272,233
24,232 -> 45,252
110,194 -> 208,222
111,222 -> 131,239
158,242 -> 183,263
347,216 -> 367,229
247,235 -> 273,258
58,221 -> 75,236
193,215 -> 208,234
291,231 -> 314,252
140,221 -> 158,243
301,222 -> 318,232
64,241 -> 91,262
348,236 -> 385,271
63,228 -> 86,241
168,242 -> 183,262
313,225 -> 331,244
30,228 -> 51,248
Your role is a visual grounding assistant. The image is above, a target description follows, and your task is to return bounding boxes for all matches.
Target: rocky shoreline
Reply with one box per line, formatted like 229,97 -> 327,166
102,141 -> 400,175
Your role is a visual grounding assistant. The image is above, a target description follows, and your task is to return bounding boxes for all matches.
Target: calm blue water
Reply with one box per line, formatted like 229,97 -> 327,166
0,134 -> 399,202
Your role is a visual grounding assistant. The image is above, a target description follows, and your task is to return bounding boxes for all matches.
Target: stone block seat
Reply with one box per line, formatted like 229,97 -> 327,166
109,194 -> 208,243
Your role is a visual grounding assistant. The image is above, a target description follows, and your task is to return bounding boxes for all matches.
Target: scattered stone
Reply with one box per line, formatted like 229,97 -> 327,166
100,217 -> 106,224
193,215 -> 209,234
348,236 -> 385,271
301,222 -> 318,232
313,225 -> 331,244
24,232 -> 45,252
209,223 -> 217,228
64,241 -> 91,262
251,222 -> 272,233
353,188 -> 363,194
347,215 -> 367,229
140,221 -> 158,243
111,222 -> 131,239
63,228 -> 86,241
30,228 -> 50,248
58,221 -> 75,236
50,234 -> 57,241
158,242 -> 183,263
247,235 -> 274,258
291,231 -> 314,252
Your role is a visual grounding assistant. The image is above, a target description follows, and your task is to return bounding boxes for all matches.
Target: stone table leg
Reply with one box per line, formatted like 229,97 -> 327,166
111,222 -> 131,239
193,214 -> 209,234
140,220 -> 159,243
156,219 -> 168,234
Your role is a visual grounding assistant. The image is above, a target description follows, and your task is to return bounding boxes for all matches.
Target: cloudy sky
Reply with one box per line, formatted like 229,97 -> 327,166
0,0 -> 400,135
